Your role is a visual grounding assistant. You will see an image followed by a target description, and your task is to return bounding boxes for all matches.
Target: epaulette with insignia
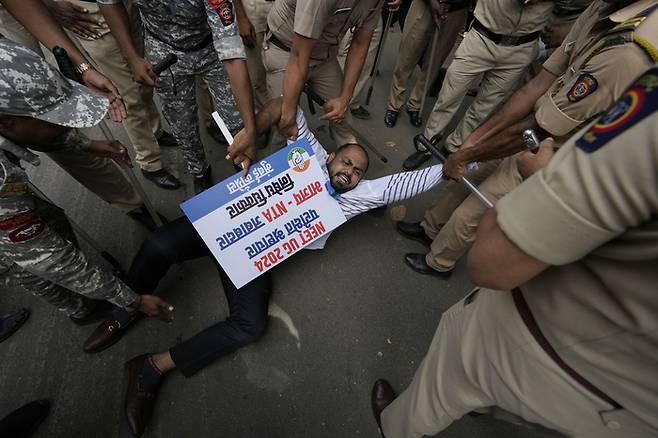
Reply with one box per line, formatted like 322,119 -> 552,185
576,67 -> 658,153
605,4 -> 658,36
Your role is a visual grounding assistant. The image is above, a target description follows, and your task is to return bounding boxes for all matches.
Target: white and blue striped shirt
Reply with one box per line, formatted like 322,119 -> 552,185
291,109 -> 444,249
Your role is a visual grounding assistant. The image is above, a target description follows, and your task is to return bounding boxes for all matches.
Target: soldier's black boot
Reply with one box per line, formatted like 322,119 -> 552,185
193,167 -> 213,194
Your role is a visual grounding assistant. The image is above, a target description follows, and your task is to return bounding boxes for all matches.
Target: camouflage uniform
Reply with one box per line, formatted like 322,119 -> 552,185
0,39 -> 139,317
97,0 -> 247,177
0,138 -> 138,317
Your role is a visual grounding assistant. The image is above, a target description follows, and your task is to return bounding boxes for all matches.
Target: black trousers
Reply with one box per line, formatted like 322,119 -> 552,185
128,216 -> 272,377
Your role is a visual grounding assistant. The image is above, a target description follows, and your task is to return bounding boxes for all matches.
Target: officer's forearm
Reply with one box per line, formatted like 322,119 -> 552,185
223,59 -> 257,134
2,0 -> 87,65
463,68 -> 556,148
98,3 -> 140,62
255,97 -> 284,133
282,35 -> 315,122
457,116 -> 539,164
340,28 -> 372,100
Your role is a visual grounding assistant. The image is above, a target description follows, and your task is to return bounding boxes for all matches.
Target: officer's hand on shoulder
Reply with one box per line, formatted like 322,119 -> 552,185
48,0 -> 102,39
128,56 -> 157,88
517,138 -> 555,180
278,113 -> 299,142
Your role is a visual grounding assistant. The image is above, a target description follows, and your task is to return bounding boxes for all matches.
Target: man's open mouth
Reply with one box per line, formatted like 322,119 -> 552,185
336,173 -> 349,185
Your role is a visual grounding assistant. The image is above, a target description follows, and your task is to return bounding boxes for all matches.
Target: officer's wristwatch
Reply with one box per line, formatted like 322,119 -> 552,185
75,62 -> 93,76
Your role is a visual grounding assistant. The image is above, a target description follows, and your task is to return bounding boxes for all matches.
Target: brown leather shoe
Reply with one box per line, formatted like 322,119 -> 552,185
124,354 -> 163,437
83,313 -> 143,354
372,379 -> 396,433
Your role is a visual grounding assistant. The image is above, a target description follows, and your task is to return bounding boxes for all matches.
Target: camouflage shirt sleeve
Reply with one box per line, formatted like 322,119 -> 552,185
204,0 -> 246,61
0,152 -> 138,307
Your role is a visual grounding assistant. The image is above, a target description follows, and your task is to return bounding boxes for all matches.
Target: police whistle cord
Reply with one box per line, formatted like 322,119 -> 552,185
364,10 -> 394,107
414,134 -> 495,208
303,84 -> 389,163
52,47 -> 163,228
27,181 -> 125,274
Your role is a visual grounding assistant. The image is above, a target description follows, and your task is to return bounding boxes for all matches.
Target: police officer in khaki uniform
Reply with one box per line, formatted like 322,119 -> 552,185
399,0 -> 658,277
235,0 -> 273,110
373,65 -> 658,438
262,0 -> 388,147
384,0 -> 469,128
402,0 -> 554,170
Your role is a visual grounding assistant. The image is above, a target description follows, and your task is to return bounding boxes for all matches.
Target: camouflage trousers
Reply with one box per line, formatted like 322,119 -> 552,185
145,36 -> 242,177
0,200 -> 92,318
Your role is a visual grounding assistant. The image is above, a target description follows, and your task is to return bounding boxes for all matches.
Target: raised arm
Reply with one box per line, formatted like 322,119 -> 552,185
338,164 -> 444,219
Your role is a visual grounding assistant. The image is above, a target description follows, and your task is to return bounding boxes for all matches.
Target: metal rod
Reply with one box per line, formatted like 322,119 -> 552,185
419,31 -> 440,120
365,11 -> 394,106
415,134 -> 494,208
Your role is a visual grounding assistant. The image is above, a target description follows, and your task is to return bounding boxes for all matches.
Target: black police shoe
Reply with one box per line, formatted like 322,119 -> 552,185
141,168 -> 181,190
127,207 -> 169,232
350,106 -> 371,120
406,109 -> 422,127
156,131 -> 178,148
402,150 -> 431,170
0,399 -> 50,437
396,221 -> 432,246
194,167 -> 213,194
384,109 -> 399,128
404,253 -> 452,278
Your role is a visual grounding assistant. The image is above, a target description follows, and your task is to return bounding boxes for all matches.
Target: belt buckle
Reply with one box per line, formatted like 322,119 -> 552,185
499,35 -> 518,46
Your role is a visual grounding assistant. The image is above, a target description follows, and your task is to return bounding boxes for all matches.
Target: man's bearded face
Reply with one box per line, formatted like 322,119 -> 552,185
326,144 -> 369,194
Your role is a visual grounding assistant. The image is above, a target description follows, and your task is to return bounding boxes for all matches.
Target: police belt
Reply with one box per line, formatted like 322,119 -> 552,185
472,18 -> 540,46
512,288 -> 623,410
145,28 -> 213,53
268,34 -> 292,53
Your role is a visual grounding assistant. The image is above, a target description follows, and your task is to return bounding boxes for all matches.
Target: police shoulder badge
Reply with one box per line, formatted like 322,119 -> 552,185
576,67 -> 658,153
567,74 -> 598,102
209,0 -> 234,26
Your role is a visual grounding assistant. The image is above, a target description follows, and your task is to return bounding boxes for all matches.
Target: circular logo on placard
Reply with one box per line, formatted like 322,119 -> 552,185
287,147 -> 310,172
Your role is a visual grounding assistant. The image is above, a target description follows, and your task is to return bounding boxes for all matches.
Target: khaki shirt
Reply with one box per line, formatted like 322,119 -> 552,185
497,67 -> 658,431
534,0 -> 658,138
267,0 -> 382,60
241,0 -> 273,33
474,0 -> 554,36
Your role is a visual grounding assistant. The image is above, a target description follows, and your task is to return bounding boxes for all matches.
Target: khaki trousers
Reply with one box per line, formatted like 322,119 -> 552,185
421,156 -> 521,272
246,30 -> 270,111
0,4 -> 42,54
381,288 -> 653,438
424,29 -> 538,152
70,0 -> 164,172
262,43 -> 357,147
46,148 -> 142,213
387,1 -> 467,112
337,15 -> 383,110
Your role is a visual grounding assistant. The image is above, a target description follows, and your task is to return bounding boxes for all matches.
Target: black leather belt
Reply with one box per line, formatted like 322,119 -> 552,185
472,18 -> 539,46
268,34 -> 291,52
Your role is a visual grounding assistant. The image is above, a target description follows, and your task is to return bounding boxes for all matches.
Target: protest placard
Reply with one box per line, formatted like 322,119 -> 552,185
181,138 -> 347,288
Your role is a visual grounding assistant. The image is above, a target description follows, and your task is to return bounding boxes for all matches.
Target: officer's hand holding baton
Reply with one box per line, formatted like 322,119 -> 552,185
517,136 -> 555,180
130,53 -> 178,88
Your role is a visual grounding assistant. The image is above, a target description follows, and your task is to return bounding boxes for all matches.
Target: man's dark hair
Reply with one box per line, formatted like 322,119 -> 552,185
336,143 -> 370,172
